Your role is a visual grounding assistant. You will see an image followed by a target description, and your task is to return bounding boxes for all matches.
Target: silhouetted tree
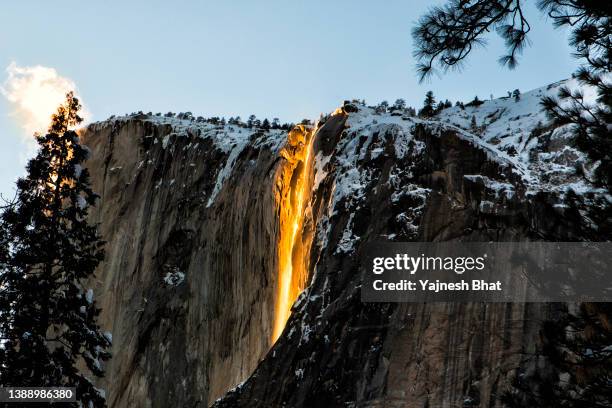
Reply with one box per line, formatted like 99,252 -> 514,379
466,95 -> 484,107
261,118 -> 271,130
247,114 -> 257,128
393,98 -> 407,111
541,68 -> 611,187
0,93 -> 111,407
376,100 -> 389,114
470,115 -> 478,133
419,91 -> 436,117
435,99 -> 452,113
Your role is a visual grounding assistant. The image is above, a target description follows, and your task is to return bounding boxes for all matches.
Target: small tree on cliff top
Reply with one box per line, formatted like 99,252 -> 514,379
0,92 -> 111,407
419,91 -> 436,117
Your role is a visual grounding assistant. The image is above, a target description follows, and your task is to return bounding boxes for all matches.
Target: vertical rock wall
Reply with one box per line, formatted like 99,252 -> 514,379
82,117 -> 312,407
213,108 -> 588,408
81,102 -> 599,408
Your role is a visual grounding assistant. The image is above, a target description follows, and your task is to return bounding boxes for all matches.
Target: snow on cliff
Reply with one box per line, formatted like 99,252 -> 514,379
336,78 -> 606,202
89,114 -> 288,207
315,79 -> 608,248
436,78 -> 604,197
89,78 -> 607,217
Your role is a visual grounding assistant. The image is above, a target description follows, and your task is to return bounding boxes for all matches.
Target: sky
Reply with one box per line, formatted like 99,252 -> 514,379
0,0 -> 579,199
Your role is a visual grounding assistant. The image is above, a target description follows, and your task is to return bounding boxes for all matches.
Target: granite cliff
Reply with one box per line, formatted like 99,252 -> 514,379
81,80 -> 609,407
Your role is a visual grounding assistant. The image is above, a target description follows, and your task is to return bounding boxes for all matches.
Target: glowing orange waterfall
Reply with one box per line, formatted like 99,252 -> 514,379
272,125 -> 316,342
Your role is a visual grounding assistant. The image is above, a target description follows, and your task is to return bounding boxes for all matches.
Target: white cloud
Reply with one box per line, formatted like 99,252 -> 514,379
1,62 -> 90,140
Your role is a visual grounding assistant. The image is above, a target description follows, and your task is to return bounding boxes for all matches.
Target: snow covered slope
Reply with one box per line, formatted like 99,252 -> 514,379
436,78 -> 604,198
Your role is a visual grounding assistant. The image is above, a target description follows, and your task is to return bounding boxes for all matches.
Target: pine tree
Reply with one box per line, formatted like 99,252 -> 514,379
419,91 -> 436,117
0,92 -> 111,407
376,100 -> 389,114
261,118 -> 271,130
541,68 -> 611,188
470,115 -> 478,133
393,98 -> 406,111
247,114 -> 256,128
466,95 -> 483,107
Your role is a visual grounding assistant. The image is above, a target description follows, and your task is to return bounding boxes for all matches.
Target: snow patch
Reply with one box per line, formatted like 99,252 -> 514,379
336,213 -> 358,254
85,288 -> 94,304
163,270 -> 185,286
464,175 -> 515,199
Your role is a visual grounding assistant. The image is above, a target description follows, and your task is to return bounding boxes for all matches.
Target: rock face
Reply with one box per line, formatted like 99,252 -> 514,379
213,104 -> 598,408
82,117 -> 312,407
82,83 -> 607,408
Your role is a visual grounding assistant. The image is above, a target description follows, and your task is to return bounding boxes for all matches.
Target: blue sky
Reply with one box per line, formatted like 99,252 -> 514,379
0,0 -> 579,198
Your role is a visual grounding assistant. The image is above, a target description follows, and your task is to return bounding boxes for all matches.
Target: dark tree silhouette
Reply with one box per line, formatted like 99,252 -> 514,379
376,100 -> 389,113
541,67 -> 611,187
419,91 -> 437,117
0,93 -> 111,407
470,114 -> 478,132
393,98 -> 407,111
413,0 -> 531,77
247,114 -> 257,128
465,95 -> 483,107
